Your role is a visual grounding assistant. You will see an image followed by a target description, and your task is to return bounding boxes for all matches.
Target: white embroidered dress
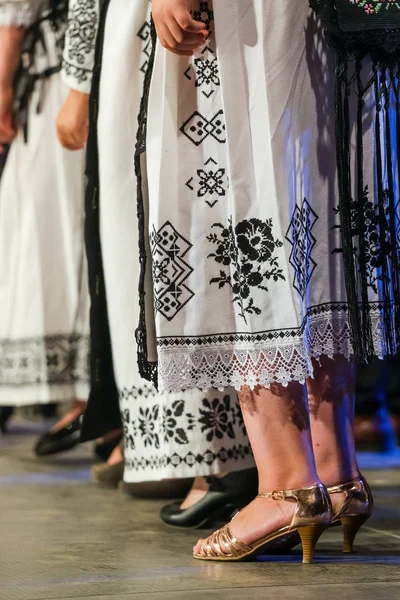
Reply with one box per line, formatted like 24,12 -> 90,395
142,0 -> 382,394
90,0 -> 254,482
0,0 -> 98,405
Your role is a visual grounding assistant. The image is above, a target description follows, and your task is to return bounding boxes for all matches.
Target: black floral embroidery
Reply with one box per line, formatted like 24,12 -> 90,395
199,395 -> 238,442
63,0 -> 97,83
135,405 -> 160,448
161,400 -> 195,445
207,218 -> 285,322
192,1 -> 214,31
333,186 -> 397,295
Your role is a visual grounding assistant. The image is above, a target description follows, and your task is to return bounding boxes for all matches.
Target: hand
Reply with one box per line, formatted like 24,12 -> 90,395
0,85 -> 16,152
56,89 -> 89,151
152,0 -> 207,56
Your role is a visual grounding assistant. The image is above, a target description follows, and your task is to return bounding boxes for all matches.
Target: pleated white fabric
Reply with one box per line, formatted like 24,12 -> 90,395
98,0 -> 254,482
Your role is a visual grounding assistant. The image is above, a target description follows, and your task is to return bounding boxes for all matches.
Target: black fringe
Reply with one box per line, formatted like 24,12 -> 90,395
311,1 -> 400,360
334,51 -> 400,360
134,20 -> 159,388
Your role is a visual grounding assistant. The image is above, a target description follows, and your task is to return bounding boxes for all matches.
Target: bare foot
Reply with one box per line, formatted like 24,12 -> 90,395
193,497 -> 296,555
50,400 -> 86,433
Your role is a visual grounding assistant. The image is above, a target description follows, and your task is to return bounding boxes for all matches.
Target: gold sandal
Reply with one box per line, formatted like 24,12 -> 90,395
193,482 -> 332,564
328,476 -> 373,553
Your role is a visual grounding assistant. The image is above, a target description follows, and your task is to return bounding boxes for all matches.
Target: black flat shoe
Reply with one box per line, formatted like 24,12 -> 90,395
160,467 -> 258,529
94,432 -> 123,462
34,415 -> 83,457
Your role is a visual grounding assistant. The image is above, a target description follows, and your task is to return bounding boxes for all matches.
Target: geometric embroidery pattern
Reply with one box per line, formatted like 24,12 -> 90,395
0,335 -> 90,386
185,157 -> 226,208
192,1 -> 214,31
180,110 -> 226,146
184,46 -> 219,98
137,19 -> 152,74
285,199 -> 319,298
150,222 -> 195,321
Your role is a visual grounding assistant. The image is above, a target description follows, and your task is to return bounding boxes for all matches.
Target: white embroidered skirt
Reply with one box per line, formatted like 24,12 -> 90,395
97,0 -> 254,482
0,26 -> 89,405
143,0 -> 384,394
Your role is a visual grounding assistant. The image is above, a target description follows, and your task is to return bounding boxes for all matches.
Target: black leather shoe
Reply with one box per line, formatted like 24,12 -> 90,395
34,415 -> 82,457
94,432 -> 123,462
160,467 -> 258,529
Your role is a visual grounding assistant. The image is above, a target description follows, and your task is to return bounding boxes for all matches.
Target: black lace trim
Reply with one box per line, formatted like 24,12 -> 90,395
135,19 -> 159,388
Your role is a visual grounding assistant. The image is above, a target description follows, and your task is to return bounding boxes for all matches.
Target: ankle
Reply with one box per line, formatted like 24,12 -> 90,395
317,465 -> 361,488
258,472 -> 320,493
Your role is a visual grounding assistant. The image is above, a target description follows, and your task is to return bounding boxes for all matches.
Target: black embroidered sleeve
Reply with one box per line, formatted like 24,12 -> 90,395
61,0 -> 99,92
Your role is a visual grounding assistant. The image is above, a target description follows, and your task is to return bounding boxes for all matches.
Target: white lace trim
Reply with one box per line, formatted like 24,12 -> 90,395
0,3 -> 37,27
156,310 -> 385,393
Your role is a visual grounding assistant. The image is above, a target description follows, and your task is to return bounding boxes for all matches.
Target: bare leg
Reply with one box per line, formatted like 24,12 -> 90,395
308,355 -> 360,513
194,382 -> 319,552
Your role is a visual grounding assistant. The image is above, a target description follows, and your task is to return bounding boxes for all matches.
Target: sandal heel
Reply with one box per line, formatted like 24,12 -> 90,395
298,524 -> 326,564
341,515 -> 368,554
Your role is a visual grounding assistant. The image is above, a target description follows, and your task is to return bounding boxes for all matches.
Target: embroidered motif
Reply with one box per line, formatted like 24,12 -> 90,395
184,46 -> 219,99
199,395 -> 245,442
185,157 -> 227,208
0,335 -> 90,387
150,222 -> 195,320
349,1 -> 400,15
192,1 -> 214,31
207,218 -> 285,323
64,0 -> 97,72
333,187 -> 398,295
137,20 -> 152,74
180,110 -> 226,146
286,199 -> 319,298
120,385 -> 253,476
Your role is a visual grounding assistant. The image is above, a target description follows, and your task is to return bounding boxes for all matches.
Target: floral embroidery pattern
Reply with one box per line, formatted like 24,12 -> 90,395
63,0 -> 97,83
349,0 -> 400,14
161,400 -> 195,445
199,395 -> 245,442
120,387 -> 253,477
333,187 -> 398,294
207,218 -> 285,322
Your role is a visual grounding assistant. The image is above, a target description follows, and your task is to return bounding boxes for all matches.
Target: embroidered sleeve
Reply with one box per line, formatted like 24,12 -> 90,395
61,0 -> 99,94
0,0 -> 46,27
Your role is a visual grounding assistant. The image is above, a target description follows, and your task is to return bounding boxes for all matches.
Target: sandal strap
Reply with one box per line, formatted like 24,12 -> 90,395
257,490 -> 296,501
257,483 -> 321,502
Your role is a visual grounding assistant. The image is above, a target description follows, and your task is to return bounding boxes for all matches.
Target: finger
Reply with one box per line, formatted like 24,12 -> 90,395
168,17 -> 206,45
175,8 -> 206,33
157,23 -> 181,50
